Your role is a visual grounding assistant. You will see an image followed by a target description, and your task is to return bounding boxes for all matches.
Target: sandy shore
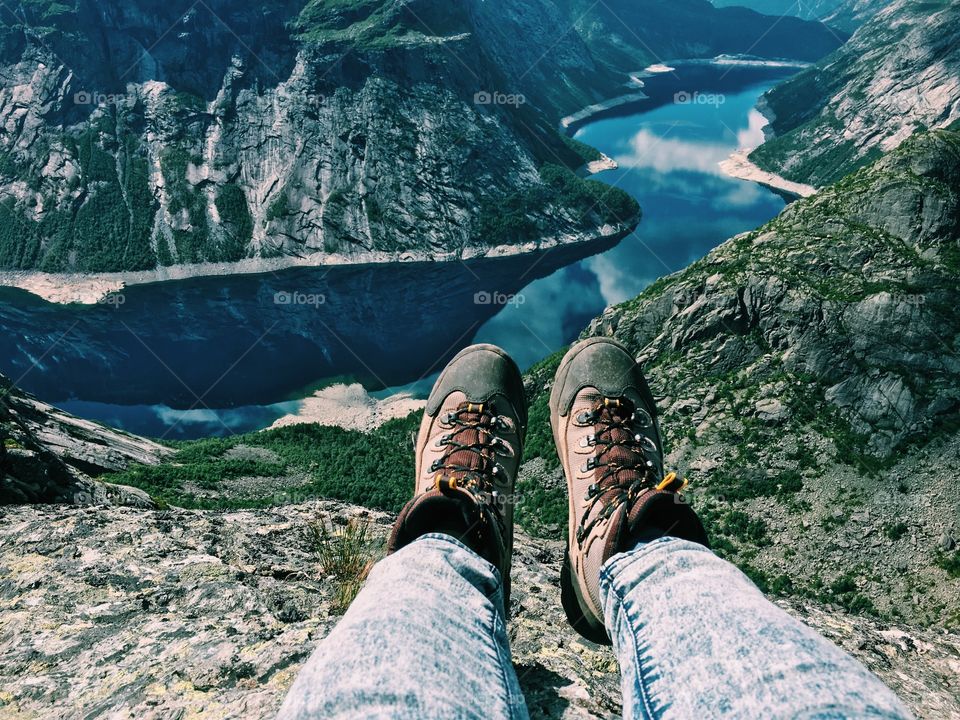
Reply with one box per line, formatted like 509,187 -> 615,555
719,149 -> 817,199
267,383 -> 424,433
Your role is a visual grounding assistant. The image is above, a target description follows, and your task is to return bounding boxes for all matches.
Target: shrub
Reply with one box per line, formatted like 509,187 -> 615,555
310,514 -> 381,614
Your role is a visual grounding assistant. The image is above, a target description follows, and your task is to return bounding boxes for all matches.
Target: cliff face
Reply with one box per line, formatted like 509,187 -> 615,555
0,0 -> 639,275
749,0 -> 960,187
0,0 -> 845,277
0,372 -> 170,504
529,130 -> 960,628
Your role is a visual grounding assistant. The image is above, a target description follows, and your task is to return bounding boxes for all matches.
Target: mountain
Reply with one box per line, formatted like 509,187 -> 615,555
0,0 -> 842,277
749,0 -> 960,187
520,129 -> 960,629
565,0 -> 844,74
710,0 -> 888,31
1,135 -> 958,720
0,0 -> 636,275
1,372 -> 169,504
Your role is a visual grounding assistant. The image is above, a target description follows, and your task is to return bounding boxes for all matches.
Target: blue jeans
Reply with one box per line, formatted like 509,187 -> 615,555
276,534 -> 912,719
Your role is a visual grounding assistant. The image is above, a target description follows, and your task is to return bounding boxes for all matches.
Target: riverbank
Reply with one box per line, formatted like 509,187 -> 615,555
719,149 -> 817,199
0,219 -> 634,305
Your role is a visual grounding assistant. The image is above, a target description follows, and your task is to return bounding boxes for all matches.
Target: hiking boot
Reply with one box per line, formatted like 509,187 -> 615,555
550,337 -> 708,643
387,344 -> 527,601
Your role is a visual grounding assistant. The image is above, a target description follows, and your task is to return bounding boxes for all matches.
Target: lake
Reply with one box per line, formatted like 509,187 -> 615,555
0,62 -> 797,439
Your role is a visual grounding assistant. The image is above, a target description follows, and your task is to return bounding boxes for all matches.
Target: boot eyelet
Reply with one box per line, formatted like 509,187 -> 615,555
578,434 -> 596,448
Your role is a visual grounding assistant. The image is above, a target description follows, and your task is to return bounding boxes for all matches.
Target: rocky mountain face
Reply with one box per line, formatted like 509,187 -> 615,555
1,499 -> 958,719
520,130 -> 960,631
749,0 -> 960,187
0,0 -> 636,275
565,0 -> 844,75
0,0 -> 844,276
710,0 -> 888,31
0,372 -> 168,504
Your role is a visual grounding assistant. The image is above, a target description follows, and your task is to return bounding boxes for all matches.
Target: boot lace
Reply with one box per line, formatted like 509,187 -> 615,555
429,401 -> 514,530
574,396 -> 683,547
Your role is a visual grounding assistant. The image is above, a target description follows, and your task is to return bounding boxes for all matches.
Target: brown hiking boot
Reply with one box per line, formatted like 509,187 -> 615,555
387,344 -> 526,600
550,337 -> 708,643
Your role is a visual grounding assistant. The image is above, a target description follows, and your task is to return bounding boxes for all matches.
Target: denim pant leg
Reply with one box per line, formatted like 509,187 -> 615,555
600,537 -> 913,720
276,533 -> 529,720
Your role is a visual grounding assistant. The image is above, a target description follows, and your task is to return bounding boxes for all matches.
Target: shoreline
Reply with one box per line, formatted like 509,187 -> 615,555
559,92 -> 649,135
0,219 -> 634,306
719,149 -> 817,200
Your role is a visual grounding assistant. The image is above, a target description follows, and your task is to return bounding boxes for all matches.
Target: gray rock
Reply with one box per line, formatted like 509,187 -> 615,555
1,501 -> 958,719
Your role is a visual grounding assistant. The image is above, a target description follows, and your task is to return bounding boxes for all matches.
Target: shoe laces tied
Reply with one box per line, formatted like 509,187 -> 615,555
431,402 -> 512,529
575,396 -> 686,546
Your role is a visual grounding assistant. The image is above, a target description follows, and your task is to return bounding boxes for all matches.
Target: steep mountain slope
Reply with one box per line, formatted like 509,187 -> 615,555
749,0 -> 960,187
1,372 -> 169,504
710,0 -> 889,31
0,0 -> 637,275
0,0 -> 843,277
522,129 -> 960,628
1,500 -> 958,719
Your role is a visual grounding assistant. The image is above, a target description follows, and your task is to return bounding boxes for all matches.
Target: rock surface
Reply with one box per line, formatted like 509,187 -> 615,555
539,130 -> 960,628
1,373 -> 170,505
750,0 -> 960,186
1,500 -> 957,719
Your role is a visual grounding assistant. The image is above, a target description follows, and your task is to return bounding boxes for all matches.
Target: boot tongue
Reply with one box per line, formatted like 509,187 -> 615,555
442,402 -> 495,479
594,398 -> 647,490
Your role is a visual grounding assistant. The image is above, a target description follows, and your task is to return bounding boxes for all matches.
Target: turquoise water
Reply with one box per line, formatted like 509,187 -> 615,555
470,64 -> 792,371
3,63 -> 797,438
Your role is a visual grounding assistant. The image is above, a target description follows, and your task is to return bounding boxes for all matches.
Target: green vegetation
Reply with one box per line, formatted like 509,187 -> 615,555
105,414 -> 420,512
311,514 -> 381,614
266,192 -> 289,222
475,164 -> 639,247
0,117 -> 158,272
884,521 -> 909,541
214,184 -> 253,262
293,0 -> 469,48
559,135 -> 603,164
935,550 -> 960,579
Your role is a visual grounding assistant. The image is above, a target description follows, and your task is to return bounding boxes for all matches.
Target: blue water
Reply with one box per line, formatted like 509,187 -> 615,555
2,63 -> 797,439
470,65 -> 791,370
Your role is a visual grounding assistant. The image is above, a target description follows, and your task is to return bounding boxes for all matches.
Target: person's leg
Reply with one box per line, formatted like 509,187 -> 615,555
549,338 -> 912,718
277,532 -> 527,720
279,344 -> 530,719
601,537 -> 912,720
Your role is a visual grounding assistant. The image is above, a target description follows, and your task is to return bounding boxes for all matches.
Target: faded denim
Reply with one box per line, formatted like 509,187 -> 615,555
277,534 -> 912,720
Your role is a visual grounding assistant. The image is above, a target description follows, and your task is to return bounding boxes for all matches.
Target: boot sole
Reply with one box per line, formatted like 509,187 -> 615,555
560,550 -> 612,645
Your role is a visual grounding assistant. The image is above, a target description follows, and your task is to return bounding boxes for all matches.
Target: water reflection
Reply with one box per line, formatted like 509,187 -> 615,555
2,64 -> 797,437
